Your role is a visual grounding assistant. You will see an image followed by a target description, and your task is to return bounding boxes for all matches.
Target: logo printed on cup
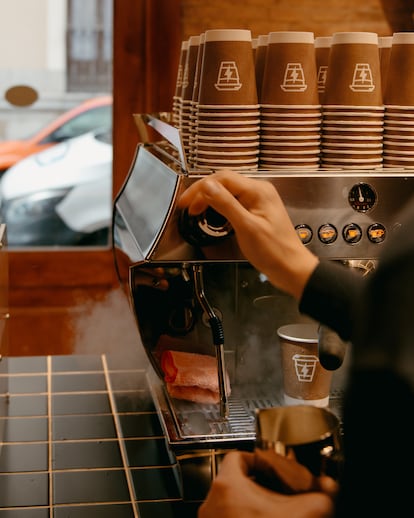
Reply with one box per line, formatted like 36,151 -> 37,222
281,63 -> 308,92
317,66 -> 328,93
292,353 -> 319,381
215,61 -> 242,90
350,63 -> 375,92
277,323 -> 333,407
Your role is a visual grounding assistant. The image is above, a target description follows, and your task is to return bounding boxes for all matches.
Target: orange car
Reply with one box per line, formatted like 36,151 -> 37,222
0,95 -> 112,175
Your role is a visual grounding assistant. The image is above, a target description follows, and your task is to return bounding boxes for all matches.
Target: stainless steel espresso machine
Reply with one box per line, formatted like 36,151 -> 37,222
112,115 -> 414,498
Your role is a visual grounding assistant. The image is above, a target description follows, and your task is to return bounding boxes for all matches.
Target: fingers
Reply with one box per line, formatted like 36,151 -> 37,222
177,169 -> 275,228
314,475 -> 340,499
216,450 -> 256,479
253,449 -> 315,493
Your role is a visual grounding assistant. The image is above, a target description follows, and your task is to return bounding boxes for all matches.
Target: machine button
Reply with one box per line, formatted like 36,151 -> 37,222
343,223 -> 362,244
367,223 -> 386,243
318,223 -> 337,244
295,224 -> 313,244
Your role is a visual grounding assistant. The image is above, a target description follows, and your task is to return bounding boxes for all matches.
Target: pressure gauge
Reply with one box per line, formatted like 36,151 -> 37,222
348,182 -> 377,213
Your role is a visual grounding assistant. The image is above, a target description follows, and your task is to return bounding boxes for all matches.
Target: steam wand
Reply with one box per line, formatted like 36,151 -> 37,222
192,264 -> 229,419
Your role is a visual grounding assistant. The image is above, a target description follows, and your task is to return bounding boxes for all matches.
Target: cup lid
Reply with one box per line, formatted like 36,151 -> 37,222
204,29 -> 252,42
315,36 -> 333,48
268,31 -> 314,44
277,323 -> 319,342
331,32 -> 379,45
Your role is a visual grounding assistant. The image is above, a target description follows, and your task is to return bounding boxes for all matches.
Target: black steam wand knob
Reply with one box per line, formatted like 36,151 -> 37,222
192,264 -> 229,419
179,207 -> 234,247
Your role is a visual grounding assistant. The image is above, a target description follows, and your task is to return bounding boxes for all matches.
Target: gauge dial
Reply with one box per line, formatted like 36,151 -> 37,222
348,183 -> 377,212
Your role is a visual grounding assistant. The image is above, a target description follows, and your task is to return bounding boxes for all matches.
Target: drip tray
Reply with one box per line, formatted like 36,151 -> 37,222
147,367 -> 344,451
147,367 -> 283,450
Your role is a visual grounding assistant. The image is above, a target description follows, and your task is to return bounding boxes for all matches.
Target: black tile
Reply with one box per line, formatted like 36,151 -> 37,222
0,508 -> 50,517
118,413 -> 163,438
7,375 -> 47,394
123,437 -> 174,467
52,440 -> 123,470
51,355 -> 103,373
52,415 -> 116,440
7,395 -> 47,417
138,500 -> 201,518
113,391 -> 155,413
53,469 -> 130,504
7,357 -> 47,374
52,373 -> 107,393
131,466 -> 181,500
0,417 -> 48,442
0,473 -> 48,506
108,371 -> 148,391
52,393 -> 111,415
0,443 -> 48,472
53,503 -> 135,518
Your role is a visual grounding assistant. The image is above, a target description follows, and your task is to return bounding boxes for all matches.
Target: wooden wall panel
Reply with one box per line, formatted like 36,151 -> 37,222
179,0 -> 409,40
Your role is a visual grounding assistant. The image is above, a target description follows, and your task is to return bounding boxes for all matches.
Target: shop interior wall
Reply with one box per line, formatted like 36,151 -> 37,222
179,0 -> 414,39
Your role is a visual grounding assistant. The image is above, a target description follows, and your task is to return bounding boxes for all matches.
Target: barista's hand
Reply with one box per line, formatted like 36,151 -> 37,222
198,450 -> 338,518
177,169 -> 319,300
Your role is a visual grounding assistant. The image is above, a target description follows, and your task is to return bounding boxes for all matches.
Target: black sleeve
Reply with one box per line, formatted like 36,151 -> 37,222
299,260 -> 364,342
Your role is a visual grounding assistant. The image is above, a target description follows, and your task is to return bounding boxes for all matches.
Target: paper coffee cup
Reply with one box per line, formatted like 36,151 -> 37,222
277,323 -> 333,407
198,29 -> 258,106
261,31 -> 319,106
323,32 -> 382,107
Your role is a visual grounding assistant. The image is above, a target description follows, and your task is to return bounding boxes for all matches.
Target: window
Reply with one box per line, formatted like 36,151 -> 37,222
0,0 -> 113,248
67,0 -> 113,92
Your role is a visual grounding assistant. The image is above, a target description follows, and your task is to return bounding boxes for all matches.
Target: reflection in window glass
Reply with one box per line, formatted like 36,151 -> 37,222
0,0 -> 113,248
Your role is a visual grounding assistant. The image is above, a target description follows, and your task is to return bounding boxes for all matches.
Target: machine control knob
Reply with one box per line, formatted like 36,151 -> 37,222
318,223 -> 337,244
367,223 -> 386,243
295,224 -> 313,244
179,207 -> 234,246
343,223 -> 362,244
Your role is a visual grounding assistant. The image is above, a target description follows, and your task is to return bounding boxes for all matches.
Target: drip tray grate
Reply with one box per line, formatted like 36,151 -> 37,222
147,368 -> 283,446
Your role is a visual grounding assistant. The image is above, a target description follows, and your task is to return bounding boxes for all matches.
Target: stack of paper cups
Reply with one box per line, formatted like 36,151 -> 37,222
321,32 -> 384,170
383,32 -> 414,168
259,31 -> 321,170
194,29 -> 260,171
179,35 -> 201,162
172,40 -> 188,128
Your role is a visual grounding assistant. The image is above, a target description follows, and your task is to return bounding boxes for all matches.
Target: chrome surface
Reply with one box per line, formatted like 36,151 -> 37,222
112,118 -> 414,452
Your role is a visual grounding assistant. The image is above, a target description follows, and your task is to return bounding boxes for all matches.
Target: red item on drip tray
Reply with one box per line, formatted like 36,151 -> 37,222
160,350 -> 231,404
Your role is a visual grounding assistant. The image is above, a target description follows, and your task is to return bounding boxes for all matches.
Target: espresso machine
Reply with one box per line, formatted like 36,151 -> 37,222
112,115 -> 414,497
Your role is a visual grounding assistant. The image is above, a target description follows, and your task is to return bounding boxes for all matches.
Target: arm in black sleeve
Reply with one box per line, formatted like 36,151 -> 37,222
299,260 -> 364,342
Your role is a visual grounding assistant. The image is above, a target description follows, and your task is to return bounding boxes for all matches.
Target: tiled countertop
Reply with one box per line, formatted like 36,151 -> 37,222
0,353 -> 202,517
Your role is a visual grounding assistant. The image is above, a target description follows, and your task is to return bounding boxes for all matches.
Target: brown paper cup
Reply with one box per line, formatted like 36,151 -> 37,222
277,324 -> 333,407
384,32 -> 414,106
181,35 -> 201,102
198,29 -> 258,105
255,34 -> 269,102
323,32 -> 382,107
315,36 -> 332,100
261,31 -> 319,106
379,36 -> 392,90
